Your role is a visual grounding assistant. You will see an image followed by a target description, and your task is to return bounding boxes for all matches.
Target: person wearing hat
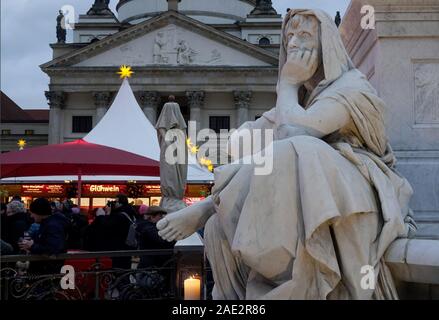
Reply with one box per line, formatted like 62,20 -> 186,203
19,198 -> 70,274
3,200 -> 30,253
134,204 -> 149,224
136,206 -> 175,269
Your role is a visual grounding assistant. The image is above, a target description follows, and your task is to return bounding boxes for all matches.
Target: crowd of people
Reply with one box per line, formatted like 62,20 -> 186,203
1,194 -> 176,273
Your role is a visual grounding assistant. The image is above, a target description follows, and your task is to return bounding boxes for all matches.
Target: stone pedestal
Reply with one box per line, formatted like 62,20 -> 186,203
385,238 -> 439,299
340,0 -> 439,239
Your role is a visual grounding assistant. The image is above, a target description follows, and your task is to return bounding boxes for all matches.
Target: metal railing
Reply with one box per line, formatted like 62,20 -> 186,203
1,249 -> 180,300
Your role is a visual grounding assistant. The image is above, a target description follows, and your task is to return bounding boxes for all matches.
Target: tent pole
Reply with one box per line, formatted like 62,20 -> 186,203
77,169 -> 82,207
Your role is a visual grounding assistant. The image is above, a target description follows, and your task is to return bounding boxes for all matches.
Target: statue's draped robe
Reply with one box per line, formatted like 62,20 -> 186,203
204,9 -> 414,300
155,102 -> 188,212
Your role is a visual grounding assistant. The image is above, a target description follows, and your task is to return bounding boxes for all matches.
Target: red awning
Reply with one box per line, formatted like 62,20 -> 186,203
0,139 -> 160,179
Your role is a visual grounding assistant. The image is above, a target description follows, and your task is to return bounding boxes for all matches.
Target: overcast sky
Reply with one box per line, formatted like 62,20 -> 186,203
1,0 -> 350,109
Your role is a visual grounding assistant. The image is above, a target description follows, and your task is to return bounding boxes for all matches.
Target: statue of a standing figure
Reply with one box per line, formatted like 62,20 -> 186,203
56,10 -> 66,44
87,0 -> 112,16
250,0 -> 278,15
153,32 -> 168,64
155,96 -> 188,213
157,9 -> 417,300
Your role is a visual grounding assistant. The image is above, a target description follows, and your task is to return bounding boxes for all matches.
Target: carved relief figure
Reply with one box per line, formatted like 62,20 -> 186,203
414,63 -> 439,124
206,49 -> 222,64
176,39 -> 198,65
157,9 -> 416,300
153,31 -> 169,64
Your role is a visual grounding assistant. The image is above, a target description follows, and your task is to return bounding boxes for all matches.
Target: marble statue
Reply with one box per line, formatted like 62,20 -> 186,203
157,9 -> 417,299
155,96 -> 188,212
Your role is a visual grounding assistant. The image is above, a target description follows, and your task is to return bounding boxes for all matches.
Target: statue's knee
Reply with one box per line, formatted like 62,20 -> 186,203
205,215 -> 219,238
204,214 -> 227,246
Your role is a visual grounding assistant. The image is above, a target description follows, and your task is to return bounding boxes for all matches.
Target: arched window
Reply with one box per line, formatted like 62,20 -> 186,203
258,37 -> 271,46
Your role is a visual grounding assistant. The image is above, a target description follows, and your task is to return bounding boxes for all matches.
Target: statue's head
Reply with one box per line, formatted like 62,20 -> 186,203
283,13 -> 322,85
279,9 -> 354,92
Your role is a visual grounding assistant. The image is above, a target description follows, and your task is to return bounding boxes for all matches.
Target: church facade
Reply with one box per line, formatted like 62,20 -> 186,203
41,0 -> 282,153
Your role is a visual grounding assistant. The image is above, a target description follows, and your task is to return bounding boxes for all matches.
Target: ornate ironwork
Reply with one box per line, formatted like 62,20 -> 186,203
1,250 -> 178,300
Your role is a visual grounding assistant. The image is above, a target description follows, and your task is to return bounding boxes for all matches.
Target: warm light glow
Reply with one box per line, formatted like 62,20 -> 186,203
184,276 -> 201,300
190,145 -> 199,154
17,139 -> 26,150
117,65 -> 134,79
187,139 -> 214,171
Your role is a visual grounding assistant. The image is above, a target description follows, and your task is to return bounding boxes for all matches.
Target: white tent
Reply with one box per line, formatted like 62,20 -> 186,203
84,78 -> 213,182
2,79 -> 213,184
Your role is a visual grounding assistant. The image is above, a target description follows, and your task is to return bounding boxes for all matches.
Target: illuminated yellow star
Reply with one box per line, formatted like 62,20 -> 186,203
117,65 -> 134,79
190,145 -> 199,154
208,164 -> 214,172
17,139 -> 26,150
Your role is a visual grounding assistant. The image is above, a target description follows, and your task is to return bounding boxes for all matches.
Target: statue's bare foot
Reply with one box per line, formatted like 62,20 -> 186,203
157,197 -> 215,242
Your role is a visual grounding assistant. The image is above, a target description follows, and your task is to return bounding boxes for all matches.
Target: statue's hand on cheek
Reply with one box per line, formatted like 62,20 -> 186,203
280,48 -> 319,86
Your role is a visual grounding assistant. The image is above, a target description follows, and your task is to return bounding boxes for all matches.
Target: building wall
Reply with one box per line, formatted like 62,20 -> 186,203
57,90 -> 276,143
0,123 -> 48,152
340,0 -> 439,238
117,0 -> 254,24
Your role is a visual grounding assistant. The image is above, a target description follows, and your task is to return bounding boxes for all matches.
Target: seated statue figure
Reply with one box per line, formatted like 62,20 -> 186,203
157,9 -> 416,299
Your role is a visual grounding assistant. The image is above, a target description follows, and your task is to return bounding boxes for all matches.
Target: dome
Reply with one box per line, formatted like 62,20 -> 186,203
116,0 -> 257,24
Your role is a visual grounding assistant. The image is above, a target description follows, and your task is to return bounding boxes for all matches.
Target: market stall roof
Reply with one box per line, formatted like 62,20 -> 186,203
0,139 -> 160,179
84,78 -> 214,182
1,175 -> 161,184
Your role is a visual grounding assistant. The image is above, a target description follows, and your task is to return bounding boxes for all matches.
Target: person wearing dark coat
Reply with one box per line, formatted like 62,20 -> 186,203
83,208 -> 108,251
19,198 -> 70,274
1,239 -> 13,255
3,201 -> 31,253
66,207 -> 88,249
105,194 -> 137,269
137,206 -> 176,269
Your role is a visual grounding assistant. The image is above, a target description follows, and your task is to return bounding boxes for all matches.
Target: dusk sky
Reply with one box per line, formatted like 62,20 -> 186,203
1,0 -> 350,109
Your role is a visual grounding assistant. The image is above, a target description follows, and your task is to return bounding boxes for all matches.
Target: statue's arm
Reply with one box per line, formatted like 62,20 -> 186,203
276,98 -> 351,138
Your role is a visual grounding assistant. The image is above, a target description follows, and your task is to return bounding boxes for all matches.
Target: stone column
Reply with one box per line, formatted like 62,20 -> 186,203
186,91 -> 205,131
45,91 -> 66,145
138,91 -> 160,125
234,91 -> 252,127
93,91 -> 113,123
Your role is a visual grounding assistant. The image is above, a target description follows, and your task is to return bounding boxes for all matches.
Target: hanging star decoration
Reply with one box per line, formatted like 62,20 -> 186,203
17,139 -> 27,150
187,138 -> 214,172
117,65 -> 134,79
